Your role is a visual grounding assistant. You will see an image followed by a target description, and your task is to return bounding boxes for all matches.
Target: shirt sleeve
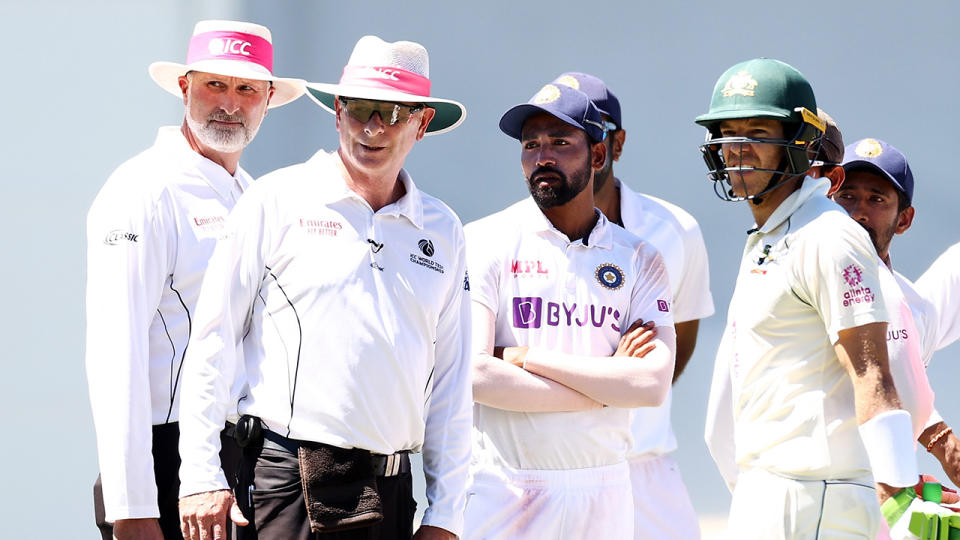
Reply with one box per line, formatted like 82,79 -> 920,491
670,220 -> 716,323
464,221 -> 501,316
790,219 -> 887,344
704,327 -> 739,493
629,247 -> 675,332
419,223 -> 473,536
85,176 -> 173,521
915,242 -> 960,351
178,189 -> 269,497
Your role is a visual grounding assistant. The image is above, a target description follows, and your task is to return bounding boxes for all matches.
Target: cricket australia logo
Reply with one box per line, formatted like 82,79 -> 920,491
595,263 -> 625,290
842,264 -> 863,287
721,70 -> 758,98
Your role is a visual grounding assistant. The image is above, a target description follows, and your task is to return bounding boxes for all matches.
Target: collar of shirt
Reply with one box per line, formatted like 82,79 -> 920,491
154,126 -> 252,201
306,150 -> 425,230
515,197 -> 613,249
754,176 -> 830,235
614,177 -> 639,230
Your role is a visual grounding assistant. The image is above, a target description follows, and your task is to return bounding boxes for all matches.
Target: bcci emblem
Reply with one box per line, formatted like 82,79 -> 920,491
418,239 -> 435,257
554,75 -> 580,90
532,84 -> 562,104
721,70 -> 759,98
595,263 -> 625,290
855,138 -> 884,158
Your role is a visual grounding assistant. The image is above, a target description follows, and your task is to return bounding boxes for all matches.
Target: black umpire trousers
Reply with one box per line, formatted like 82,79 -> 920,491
235,443 -> 416,540
93,422 -> 241,540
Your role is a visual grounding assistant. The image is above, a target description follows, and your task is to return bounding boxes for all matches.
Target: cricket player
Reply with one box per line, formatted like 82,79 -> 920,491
176,35 -> 471,540
463,82 -> 676,538
85,20 -> 302,540
696,58 -> 921,539
553,71 -> 714,539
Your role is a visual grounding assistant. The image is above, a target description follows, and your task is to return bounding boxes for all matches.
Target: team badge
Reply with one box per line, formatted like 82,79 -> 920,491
721,70 -> 758,98
855,138 -> 883,158
554,75 -> 580,90
595,263 -> 625,290
532,84 -> 561,104
418,238 -> 435,257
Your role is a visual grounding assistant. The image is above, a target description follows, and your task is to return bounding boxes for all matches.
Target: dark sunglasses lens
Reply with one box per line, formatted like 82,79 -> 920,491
343,99 -> 415,126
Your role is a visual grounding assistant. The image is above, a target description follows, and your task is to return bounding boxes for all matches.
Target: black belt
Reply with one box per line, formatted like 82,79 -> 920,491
261,429 -> 411,477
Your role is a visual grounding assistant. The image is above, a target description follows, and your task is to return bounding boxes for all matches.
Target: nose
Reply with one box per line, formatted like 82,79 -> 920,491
218,94 -> 241,116
535,147 -> 557,168
363,111 -> 386,136
846,198 -> 870,223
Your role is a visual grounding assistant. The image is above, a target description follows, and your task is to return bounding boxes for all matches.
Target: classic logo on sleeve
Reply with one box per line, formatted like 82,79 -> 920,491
595,263 -> 625,290
104,230 -> 139,245
512,297 -> 622,332
841,264 -> 875,307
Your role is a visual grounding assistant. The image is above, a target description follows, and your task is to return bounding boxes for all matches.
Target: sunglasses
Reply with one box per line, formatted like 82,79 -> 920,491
338,97 -> 425,126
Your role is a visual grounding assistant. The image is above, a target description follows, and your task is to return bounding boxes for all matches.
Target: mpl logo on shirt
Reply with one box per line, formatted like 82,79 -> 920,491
511,297 -> 622,332
509,259 -> 549,278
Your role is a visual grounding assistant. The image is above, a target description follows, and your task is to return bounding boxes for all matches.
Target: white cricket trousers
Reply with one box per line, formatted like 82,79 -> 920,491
462,461 -> 633,539
727,468 -> 880,540
629,453 -> 701,539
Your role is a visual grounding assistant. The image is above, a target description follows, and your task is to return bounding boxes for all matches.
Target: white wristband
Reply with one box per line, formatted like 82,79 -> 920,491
522,347 -> 547,371
858,409 -> 919,488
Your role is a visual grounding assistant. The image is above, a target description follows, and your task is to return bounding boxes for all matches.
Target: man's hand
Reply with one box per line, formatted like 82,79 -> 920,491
413,524 -> 457,539
179,489 -> 248,540
920,422 -> 960,488
113,518 -> 163,540
494,346 -> 528,368
615,319 -> 657,358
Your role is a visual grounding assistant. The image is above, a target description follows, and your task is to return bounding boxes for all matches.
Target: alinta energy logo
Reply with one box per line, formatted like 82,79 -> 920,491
512,297 -> 622,332
841,264 -> 874,307
104,229 -> 139,245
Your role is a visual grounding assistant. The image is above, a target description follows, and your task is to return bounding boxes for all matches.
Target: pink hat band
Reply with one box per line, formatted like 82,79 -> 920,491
340,65 -> 431,97
186,30 -> 273,73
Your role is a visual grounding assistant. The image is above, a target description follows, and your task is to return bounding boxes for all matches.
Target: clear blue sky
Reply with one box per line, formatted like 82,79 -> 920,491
3,1 -> 959,537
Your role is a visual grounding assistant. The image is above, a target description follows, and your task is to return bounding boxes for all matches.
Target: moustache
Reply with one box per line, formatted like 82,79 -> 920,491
529,166 -> 566,183
208,110 -> 245,126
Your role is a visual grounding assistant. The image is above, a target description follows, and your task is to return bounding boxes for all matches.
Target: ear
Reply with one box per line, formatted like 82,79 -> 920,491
178,75 -> 190,104
591,139 -> 607,170
895,206 -> 915,235
825,167 -> 845,197
611,129 -> 626,161
415,107 -> 436,140
262,85 -> 276,117
334,97 -> 342,131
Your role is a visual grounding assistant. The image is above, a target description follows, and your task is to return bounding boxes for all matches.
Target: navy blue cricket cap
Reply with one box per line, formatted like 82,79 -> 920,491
499,83 -> 604,143
553,72 -> 622,129
841,138 -> 914,204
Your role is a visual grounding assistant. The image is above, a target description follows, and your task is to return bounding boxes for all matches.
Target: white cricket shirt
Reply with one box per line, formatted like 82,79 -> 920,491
880,264 -> 935,438
617,179 -> 715,457
724,177 -> 887,480
916,242 -> 960,351
466,198 -> 674,470
177,150 -> 472,535
85,127 -> 250,521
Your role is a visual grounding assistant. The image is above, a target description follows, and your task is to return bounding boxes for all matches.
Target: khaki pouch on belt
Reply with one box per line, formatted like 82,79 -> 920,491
298,442 -> 383,532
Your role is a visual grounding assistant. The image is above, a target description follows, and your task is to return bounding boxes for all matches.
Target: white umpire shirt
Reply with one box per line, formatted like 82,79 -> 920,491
85,126 -> 250,521
465,198 -> 674,470
616,179 -> 715,458
177,150 -> 472,536
916,241 -> 960,351
706,177 -> 888,483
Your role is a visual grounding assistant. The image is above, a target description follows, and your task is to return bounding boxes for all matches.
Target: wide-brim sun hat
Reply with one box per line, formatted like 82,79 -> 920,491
304,35 -> 466,135
149,19 -> 304,109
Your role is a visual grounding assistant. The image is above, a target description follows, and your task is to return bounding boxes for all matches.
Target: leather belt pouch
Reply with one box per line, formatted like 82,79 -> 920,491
298,442 -> 383,532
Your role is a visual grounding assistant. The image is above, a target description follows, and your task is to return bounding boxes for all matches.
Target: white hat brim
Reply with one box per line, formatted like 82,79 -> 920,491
304,81 -> 466,135
148,60 -> 304,109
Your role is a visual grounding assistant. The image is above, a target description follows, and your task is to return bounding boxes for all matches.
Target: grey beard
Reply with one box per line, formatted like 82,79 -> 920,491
186,113 -> 256,153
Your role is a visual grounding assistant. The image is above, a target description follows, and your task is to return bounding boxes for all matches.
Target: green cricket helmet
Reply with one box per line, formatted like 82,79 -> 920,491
695,58 -> 826,202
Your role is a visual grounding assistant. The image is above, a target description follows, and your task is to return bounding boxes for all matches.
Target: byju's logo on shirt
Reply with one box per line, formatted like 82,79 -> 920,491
512,297 -> 621,332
